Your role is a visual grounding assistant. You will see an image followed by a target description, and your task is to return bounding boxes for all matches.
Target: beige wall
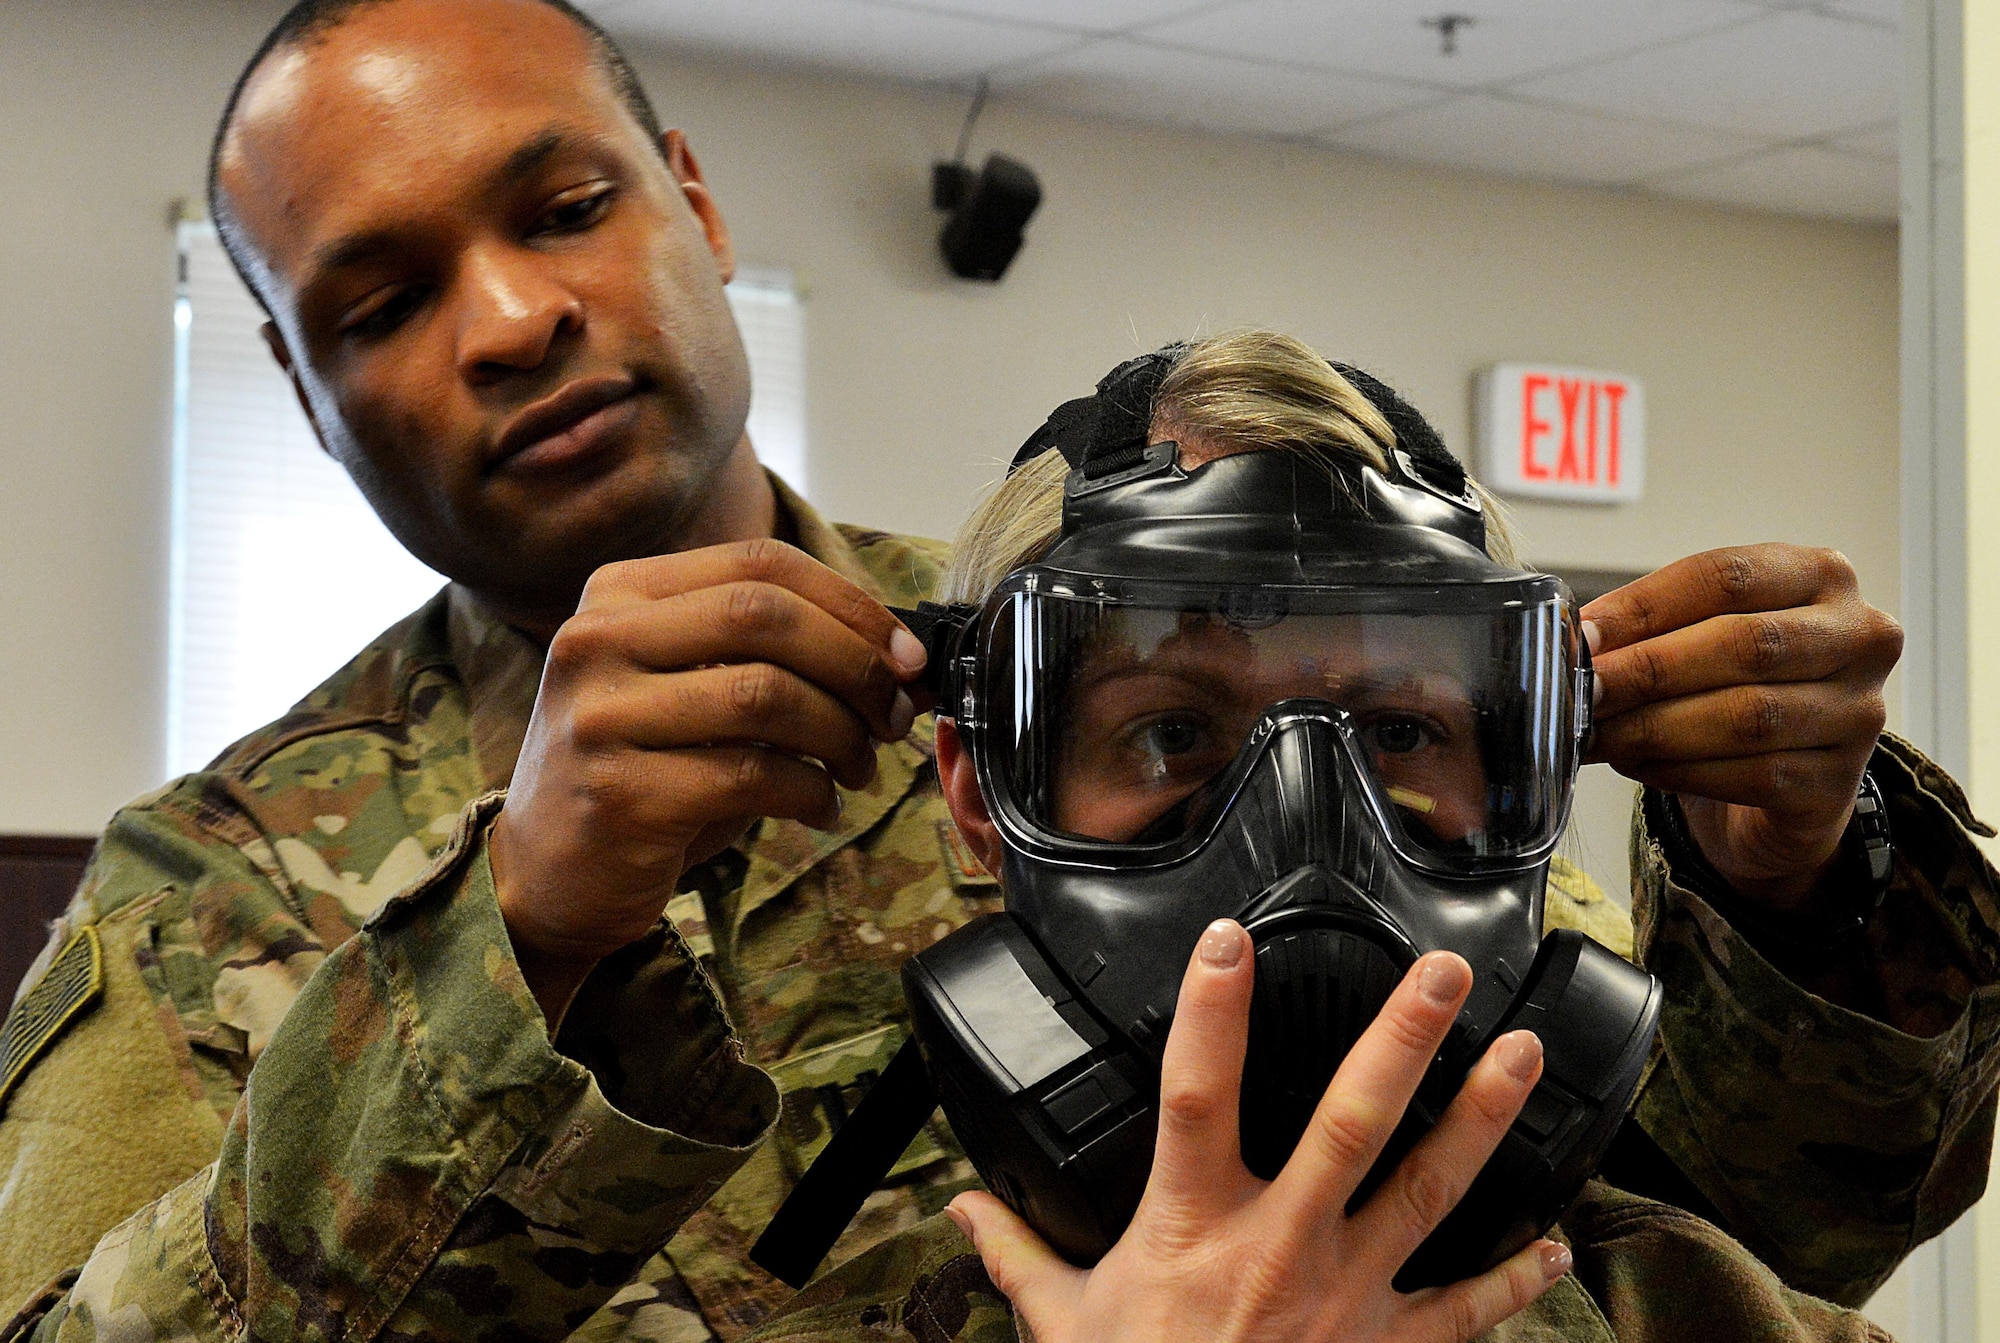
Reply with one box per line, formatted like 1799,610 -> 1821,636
0,0 -> 290,834
0,0 -> 1899,913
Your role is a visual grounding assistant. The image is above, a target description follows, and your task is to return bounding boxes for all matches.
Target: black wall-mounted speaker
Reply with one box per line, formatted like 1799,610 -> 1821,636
934,153 -> 1042,282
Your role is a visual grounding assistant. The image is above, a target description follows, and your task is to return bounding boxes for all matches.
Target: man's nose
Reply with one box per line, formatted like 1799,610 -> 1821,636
453,247 -> 583,382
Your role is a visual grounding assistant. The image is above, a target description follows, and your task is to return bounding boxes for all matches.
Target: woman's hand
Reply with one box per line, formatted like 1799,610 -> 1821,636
945,921 -> 1569,1343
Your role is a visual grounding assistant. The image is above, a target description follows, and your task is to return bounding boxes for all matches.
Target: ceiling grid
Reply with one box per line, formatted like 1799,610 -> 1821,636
581,0 -> 1898,221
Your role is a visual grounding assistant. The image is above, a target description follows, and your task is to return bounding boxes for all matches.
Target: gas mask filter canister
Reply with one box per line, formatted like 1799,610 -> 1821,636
751,351 -> 1660,1292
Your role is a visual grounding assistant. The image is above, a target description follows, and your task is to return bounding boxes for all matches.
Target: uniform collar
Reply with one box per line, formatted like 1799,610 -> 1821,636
445,586 -> 544,791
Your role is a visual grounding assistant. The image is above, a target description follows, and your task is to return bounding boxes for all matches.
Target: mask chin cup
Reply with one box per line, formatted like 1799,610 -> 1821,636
901,912 -> 1661,1287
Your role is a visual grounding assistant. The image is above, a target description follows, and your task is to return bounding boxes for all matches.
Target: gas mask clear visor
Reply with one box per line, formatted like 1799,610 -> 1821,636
965,568 -> 1589,876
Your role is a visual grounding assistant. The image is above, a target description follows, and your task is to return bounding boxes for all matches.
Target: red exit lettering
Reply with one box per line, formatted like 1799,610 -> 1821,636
1520,373 -> 1551,480
1602,381 -> 1625,485
1557,379 -> 1584,480
1528,374 -> 1628,488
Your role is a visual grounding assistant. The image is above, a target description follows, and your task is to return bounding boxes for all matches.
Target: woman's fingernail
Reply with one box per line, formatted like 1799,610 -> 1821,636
1418,952 -> 1469,1004
888,689 -> 917,738
1540,1240 -> 1573,1280
890,627 -> 927,674
944,1205 -> 973,1240
1495,1030 -> 1543,1082
1581,620 -> 1602,656
1199,919 -> 1244,969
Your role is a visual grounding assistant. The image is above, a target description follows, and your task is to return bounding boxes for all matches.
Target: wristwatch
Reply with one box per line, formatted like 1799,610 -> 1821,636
1645,767 -> 1894,963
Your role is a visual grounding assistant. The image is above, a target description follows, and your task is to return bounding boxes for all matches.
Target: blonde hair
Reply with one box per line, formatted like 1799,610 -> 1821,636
939,330 -> 1520,605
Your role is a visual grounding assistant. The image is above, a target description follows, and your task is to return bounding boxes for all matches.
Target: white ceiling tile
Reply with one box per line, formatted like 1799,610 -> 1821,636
584,0 -> 1903,223
588,0 -> 1083,83
1511,9 -> 1896,139
999,38 -> 1439,137
1140,0 -> 1766,89
1324,95 -> 1764,186
1645,144 -> 1897,218
887,0 -> 1227,35
1830,121 -> 1898,158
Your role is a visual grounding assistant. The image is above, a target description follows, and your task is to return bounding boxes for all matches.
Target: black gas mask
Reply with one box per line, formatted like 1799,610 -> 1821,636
752,350 -> 1660,1293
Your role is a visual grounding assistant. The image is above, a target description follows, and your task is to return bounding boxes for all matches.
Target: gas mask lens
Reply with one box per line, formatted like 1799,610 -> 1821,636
985,574 -> 1581,869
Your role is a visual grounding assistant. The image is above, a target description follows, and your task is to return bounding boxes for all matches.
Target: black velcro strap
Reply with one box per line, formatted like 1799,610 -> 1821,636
1080,348 -> 1177,479
1008,395 -> 1100,475
1329,361 -> 1466,496
1008,345 -> 1187,478
750,1037 -> 942,1288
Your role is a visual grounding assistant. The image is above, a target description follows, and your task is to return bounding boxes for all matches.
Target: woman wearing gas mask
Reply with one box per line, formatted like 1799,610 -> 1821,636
746,332 -> 1950,1343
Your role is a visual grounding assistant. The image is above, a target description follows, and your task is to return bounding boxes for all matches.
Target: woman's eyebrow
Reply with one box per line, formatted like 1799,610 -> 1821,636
1072,648 -> 1237,694
1331,667 -> 1474,700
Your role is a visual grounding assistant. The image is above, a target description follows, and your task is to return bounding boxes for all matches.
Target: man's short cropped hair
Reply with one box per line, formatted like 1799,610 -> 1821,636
205,0 -> 667,314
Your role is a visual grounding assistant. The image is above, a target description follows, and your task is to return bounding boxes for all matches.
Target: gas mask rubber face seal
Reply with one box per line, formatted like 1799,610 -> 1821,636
907,443 -> 1660,1290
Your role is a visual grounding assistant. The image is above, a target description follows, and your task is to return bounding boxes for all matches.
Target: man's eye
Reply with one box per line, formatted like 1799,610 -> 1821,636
536,186 -> 615,235
342,286 -> 428,341
1370,716 -> 1429,754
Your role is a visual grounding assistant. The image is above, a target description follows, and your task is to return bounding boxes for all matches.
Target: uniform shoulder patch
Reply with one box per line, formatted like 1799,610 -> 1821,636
0,925 -> 104,1116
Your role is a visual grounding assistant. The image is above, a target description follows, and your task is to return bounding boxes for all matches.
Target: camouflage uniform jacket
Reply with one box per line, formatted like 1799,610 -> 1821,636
1,478 -> 1997,1341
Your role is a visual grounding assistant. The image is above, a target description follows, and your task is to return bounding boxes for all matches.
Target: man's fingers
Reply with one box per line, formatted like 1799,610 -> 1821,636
606,664 -> 881,790
946,1192 -> 1086,1331
1353,1031 -> 1541,1270
1590,604 -> 1884,720
1147,920 -> 1258,1218
1610,747 -> 1861,814
619,745 -> 845,836
556,582 -> 914,742
1271,952 -> 1471,1219
1581,545 -> 1856,657
1588,680 -> 1883,768
583,537 -> 927,675
1403,1239 -> 1571,1343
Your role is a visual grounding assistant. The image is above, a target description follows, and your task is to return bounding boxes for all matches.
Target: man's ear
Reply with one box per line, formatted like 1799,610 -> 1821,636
660,129 -> 736,284
936,719 -> 1003,879
260,321 -> 335,460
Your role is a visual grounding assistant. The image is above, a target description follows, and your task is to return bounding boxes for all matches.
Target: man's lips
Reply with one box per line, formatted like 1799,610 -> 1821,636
490,373 -> 643,474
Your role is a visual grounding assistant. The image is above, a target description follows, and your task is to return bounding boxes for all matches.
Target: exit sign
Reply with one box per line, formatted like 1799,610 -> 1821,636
1475,364 -> 1645,504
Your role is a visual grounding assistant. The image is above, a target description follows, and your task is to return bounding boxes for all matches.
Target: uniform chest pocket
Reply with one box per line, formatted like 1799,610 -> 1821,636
767,1022 -> 959,1183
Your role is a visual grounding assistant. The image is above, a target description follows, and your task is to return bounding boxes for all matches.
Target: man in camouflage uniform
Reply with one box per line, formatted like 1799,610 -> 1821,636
1,1 -> 1997,1340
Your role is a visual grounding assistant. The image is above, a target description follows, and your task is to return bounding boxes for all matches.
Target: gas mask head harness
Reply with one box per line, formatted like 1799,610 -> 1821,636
752,347 -> 1661,1292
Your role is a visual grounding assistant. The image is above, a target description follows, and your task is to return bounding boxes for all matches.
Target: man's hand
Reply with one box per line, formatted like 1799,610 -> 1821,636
489,539 -> 927,1019
947,925 -> 1569,1343
1582,544 -> 1902,914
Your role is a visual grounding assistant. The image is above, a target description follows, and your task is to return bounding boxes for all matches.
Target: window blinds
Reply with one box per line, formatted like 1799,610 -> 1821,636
169,223 -> 808,775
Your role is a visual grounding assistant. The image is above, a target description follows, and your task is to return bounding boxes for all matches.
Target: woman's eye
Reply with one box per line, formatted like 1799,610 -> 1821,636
1371,716 -> 1429,754
1136,714 -> 1206,758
